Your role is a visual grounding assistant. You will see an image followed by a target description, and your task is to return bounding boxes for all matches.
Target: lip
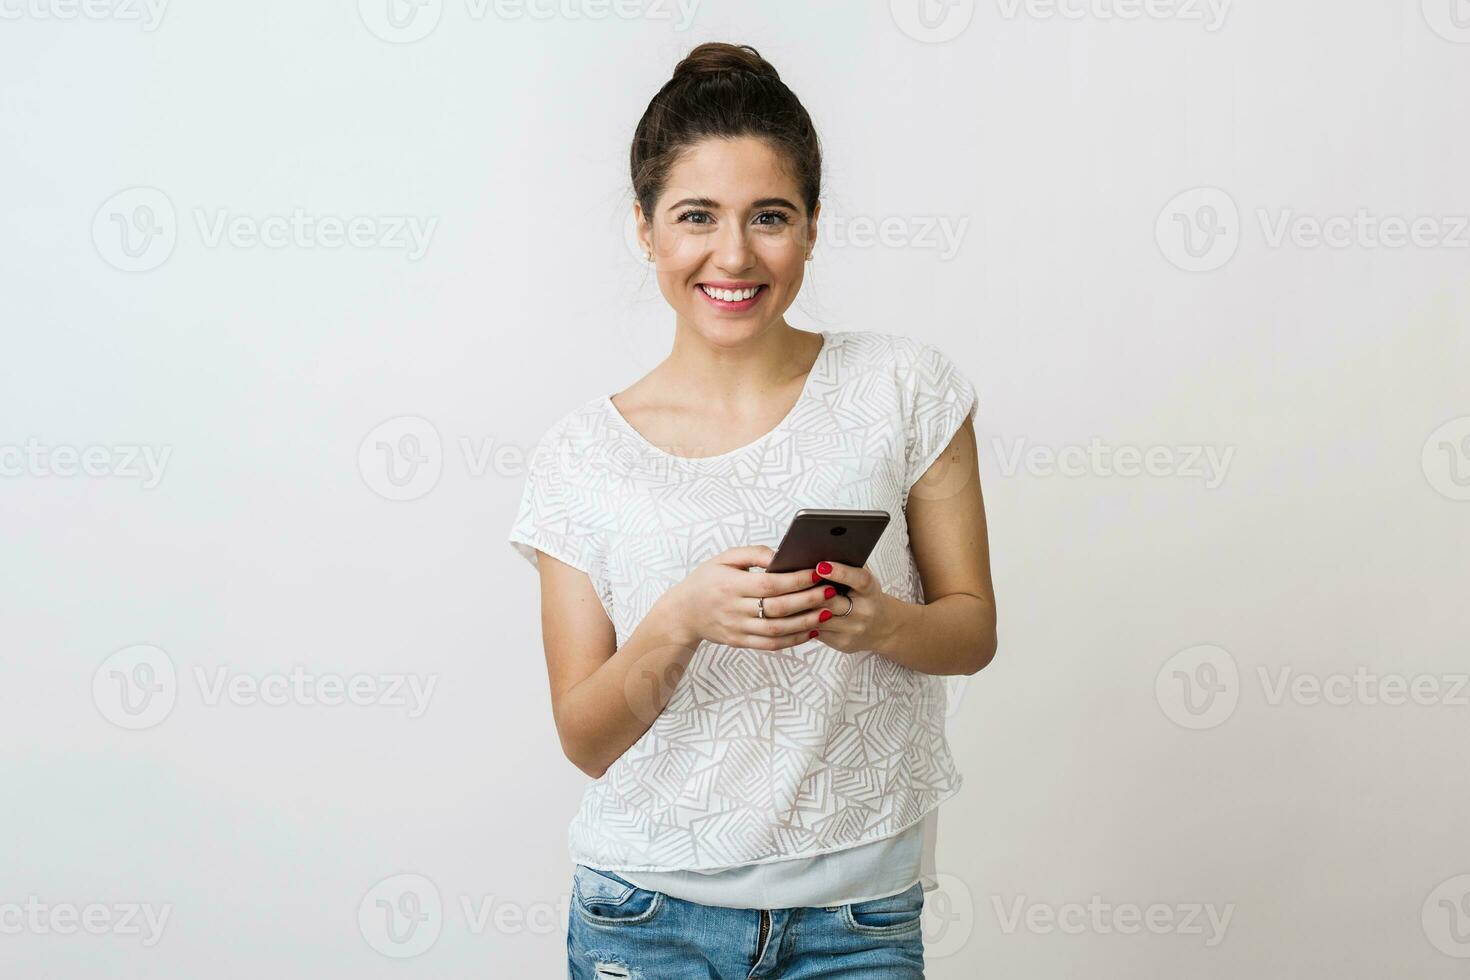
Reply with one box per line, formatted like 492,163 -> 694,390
698,280 -> 764,289
695,282 -> 767,312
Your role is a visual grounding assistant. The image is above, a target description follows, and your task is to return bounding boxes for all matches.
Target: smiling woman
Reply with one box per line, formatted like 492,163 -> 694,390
629,41 -> 820,352
632,139 -> 815,337
508,41 -> 996,980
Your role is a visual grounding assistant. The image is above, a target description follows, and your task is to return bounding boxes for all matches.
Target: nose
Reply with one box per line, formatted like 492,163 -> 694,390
712,220 -> 754,273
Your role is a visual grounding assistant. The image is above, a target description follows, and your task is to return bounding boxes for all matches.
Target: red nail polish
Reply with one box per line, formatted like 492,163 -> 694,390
808,630 -> 819,638
819,609 -> 832,622
811,570 -> 820,583
816,561 -> 833,576
823,586 -> 836,599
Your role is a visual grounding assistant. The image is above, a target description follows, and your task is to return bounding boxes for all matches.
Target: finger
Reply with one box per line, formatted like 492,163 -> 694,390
737,628 -> 823,651
811,559 -> 870,591
751,582 -> 837,619
746,567 -> 820,598
720,545 -> 777,570
749,604 -> 834,637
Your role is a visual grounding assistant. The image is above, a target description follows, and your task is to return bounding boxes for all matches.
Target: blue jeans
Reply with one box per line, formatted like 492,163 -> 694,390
568,863 -> 926,979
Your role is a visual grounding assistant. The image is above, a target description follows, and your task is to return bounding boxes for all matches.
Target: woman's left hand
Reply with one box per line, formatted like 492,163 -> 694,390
809,560 -> 901,654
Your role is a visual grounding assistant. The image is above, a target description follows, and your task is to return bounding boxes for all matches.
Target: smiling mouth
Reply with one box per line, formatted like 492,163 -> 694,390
697,283 -> 767,302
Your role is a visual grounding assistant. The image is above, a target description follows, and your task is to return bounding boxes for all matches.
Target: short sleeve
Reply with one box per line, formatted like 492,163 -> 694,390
901,340 -> 979,494
507,424 -> 603,578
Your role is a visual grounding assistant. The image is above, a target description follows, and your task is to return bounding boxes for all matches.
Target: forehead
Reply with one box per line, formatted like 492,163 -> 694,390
662,136 -> 798,205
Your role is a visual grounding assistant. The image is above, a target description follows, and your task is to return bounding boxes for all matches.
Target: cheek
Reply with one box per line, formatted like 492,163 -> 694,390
658,235 -> 708,280
656,272 -> 696,314
778,263 -> 807,296
757,243 -> 807,286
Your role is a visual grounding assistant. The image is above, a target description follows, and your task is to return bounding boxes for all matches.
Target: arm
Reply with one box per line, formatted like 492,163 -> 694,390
532,554 -> 697,779
874,414 -> 998,675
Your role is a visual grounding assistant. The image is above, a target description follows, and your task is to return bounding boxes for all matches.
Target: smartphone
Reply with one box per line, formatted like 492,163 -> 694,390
765,508 -> 891,596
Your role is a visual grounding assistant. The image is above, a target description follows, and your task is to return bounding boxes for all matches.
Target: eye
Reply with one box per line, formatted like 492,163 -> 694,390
754,210 -> 792,226
675,209 -> 713,225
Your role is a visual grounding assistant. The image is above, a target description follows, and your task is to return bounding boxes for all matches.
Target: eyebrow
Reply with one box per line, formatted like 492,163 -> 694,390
665,197 -> 801,212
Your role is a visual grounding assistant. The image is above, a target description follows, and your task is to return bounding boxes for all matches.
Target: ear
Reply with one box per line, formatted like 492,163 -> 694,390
633,202 -> 652,256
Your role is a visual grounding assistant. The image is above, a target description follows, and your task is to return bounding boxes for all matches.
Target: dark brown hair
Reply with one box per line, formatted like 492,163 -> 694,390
630,42 -> 822,227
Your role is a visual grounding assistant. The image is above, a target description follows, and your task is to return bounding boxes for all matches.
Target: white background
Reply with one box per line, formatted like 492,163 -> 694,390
2,0 -> 1468,976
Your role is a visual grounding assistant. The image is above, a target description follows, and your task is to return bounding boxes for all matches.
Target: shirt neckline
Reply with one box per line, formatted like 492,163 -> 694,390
602,330 -> 833,464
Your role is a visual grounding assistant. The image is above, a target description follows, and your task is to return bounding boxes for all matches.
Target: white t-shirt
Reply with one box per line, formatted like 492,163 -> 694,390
508,329 -> 978,879
615,804 -> 939,910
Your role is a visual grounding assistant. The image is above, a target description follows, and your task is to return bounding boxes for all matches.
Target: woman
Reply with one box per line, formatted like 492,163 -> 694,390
509,41 -> 997,979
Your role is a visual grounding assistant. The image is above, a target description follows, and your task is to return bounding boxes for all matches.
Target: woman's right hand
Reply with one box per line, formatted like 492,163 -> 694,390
662,546 -> 839,650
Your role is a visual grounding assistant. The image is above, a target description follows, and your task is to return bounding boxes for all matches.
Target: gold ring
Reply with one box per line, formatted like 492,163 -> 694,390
757,597 -> 766,619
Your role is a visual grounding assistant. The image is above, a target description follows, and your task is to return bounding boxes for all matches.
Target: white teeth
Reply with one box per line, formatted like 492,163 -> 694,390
700,285 -> 760,302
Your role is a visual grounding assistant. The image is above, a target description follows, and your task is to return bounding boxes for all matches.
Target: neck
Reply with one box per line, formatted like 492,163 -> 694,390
663,320 -> 819,408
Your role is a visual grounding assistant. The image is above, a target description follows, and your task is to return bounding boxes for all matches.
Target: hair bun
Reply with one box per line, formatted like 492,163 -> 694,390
633,41 -> 820,224
673,42 -> 780,84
